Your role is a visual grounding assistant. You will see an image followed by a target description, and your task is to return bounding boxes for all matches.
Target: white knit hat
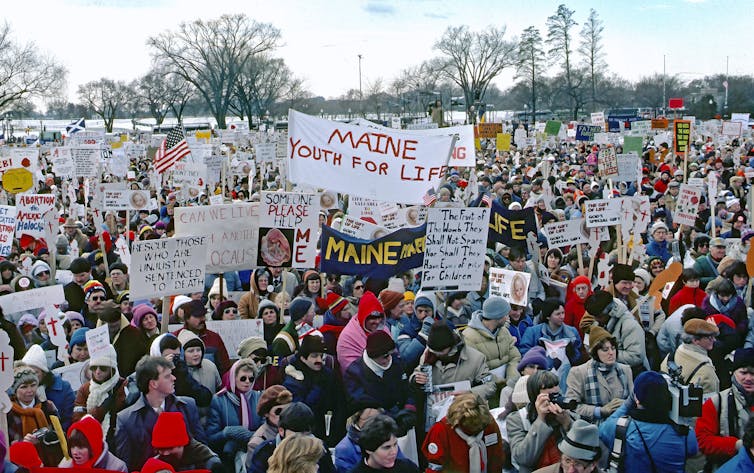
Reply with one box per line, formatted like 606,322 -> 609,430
89,344 -> 118,370
22,344 -> 49,372
172,295 -> 192,316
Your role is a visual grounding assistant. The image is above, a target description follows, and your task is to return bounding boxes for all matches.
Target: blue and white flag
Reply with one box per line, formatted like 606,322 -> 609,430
65,118 -> 85,135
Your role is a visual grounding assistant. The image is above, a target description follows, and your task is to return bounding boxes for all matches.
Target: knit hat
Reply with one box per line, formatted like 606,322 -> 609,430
21,344 -> 48,373
183,300 -> 206,318
611,263 -> 635,284
302,269 -> 320,283
131,304 -> 158,329
588,326 -> 617,359
257,385 -> 293,416
366,331 -> 395,359
584,290 -> 614,317
83,280 -> 106,301
115,291 -> 130,305
558,419 -> 601,461
633,371 -> 668,405
517,346 -> 550,372
511,375 -> 530,405
378,290 -> 404,312
413,294 -> 434,311
386,277 -> 406,293
12,366 -> 39,393
172,295 -> 192,316
177,330 -> 205,358
68,327 -> 90,353
325,292 -> 348,315
257,299 -> 280,319
278,402 -> 314,433
684,318 -> 720,337
237,336 -> 268,359
213,300 -> 238,320
89,344 -> 118,369
65,311 -> 86,327
650,221 -> 668,235
95,300 -> 122,323
207,276 -> 229,300
151,412 -> 189,448
427,323 -> 456,352
141,458 -> 176,473
9,441 -> 43,469
732,348 -> 754,371
404,291 -> 415,302
68,257 -> 91,274
482,296 -> 511,320
16,313 -> 37,330
298,334 -> 326,358
289,297 -> 313,322
634,268 -> 651,287
30,260 -> 51,278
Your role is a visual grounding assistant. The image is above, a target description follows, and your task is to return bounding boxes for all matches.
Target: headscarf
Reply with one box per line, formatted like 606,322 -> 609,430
217,360 -> 252,429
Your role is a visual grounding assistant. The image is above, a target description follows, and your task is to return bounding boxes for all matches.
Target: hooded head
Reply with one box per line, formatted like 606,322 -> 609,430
357,291 -> 385,333
66,415 -> 104,468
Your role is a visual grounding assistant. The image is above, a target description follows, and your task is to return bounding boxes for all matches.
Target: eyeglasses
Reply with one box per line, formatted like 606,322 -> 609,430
251,356 -> 267,363
238,376 -> 252,383
353,284 -> 364,290
561,456 -> 591,469
91,296 -> 106,301
89,365 -> 110,372
223,308 -> 238,314
327,276 -> 338,282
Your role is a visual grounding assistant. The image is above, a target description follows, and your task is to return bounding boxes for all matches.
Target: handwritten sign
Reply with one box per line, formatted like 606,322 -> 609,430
0,284 -> 64,313
100,184 -> 149,211
722,121 -> 742,137
174,203 -> 259,272
476,123 -> 503,139
258,192 -> 319,269
0,205 -> 16,256
422,207 -> 489,291
544,219 -> 587,248
15,194 -> 56,240
673,120 -> 691,156
489,267 -> 531,307
591,112 -> 605,131
0,331 -> 14,412
255,143 -> 276,163
85,325 -> 110,359
630,120 -> 651,135
72,146 -> 100,178
673,184 -> 702,226
130,236 -> 208,299
616,153 -> 640,182
584,198 -> 623,228
597,148 -> 618,178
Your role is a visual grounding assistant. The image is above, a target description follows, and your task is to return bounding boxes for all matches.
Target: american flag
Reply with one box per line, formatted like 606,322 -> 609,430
154,127 -> 191,174
481,193 -> 492,207
423,188 -> 437,207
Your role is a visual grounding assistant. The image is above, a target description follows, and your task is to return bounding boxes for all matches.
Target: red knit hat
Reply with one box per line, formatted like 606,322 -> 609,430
141,458 -> 176,473
9,441 -> 42,469
326,292 -> 348,315
151,412 -> 189,448
378,290 -> 404,312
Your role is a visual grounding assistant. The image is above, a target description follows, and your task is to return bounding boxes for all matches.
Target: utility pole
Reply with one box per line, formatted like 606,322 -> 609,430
662,54 -> 666,117
358,54 -> 363,117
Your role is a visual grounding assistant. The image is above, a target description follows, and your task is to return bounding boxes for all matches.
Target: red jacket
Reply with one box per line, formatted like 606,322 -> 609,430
696,392 -> 754,459
668,286 -> 707,315
422,417 -> 503,473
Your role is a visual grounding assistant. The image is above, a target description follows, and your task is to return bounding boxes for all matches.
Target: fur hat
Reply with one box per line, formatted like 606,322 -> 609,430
684,319 -> 720,337
611,264 -> 635,284
298,334 -> 326,358
588,326 -> 617,359
257,385 -> 293,416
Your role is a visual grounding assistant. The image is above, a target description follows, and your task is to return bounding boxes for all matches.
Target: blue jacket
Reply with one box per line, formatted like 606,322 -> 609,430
334,425 -> 409,473
717,445 -> 754,473
206,390 -> 263,455
518,322 -> 581,360
45,373 -> 75,432
646,239 -> 672,264
115,394 -> 206,472
507,316 -> 533,348
343,354 -> 414,416
599,404 -> 699,473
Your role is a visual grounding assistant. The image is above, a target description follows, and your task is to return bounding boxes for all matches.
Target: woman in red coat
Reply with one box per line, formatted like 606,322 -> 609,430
564,276 -> 591,338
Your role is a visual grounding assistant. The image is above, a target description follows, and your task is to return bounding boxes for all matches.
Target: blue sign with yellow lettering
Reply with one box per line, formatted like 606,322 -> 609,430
488,200 -> 537,248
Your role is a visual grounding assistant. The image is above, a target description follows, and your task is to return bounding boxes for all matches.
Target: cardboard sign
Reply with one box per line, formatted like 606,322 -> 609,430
422,208 -> 489,291
130,236 -> 209,299
489,267 -> 531,307
0,331 -> 14,412
287,110 -> 454,204
616,153 -> 640,182
85,325 -> 110,359
673,120 -> 691,156
722,121 -> 742,137
687,177 -> 705,188
50,147 -> 75,178
543,219 -> 587,248
255,143 -> 276,163
651,118 -> 669,130
258,192 -> 319,269
15,194 -> 56,240
174,204 -> 259,272
584,198 -> 623,228
100,184 -> 149,211
0,284 -> 65,313
673,184 -> 702,226
630,121 -> 651,135
591,112 -> 605,130
52,362 -> 88,392
476,123 -> 503,139
0,205 -> 15,256
544,121 -> 562,136
597,148 -> 618,178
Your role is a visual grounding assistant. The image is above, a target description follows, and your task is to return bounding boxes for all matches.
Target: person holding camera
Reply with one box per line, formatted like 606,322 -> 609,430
506,370 -> 576,473
565,326 -> 633,424
599,371 -> 698,473
660,319 -> 720,396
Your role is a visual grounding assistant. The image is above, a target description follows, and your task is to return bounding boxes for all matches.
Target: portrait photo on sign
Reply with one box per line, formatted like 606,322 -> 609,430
489,268 -> 531,306
403,206 -> 424,227
258,227 -> 293,267
320,190 -> 338,210
129,190 -> 148,210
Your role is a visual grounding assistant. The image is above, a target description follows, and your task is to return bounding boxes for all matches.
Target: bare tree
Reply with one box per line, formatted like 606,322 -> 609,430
516,26 -> 546,123
578,9 -> 606,112
164,73 -> 195,123
231,55 -> 295,126
133,68 -> 175,125
148,14 -> 280,129
434,26 -> 517,124
546,4 -> 581,119
0,22 -> 67,112
77,78 -> 129,132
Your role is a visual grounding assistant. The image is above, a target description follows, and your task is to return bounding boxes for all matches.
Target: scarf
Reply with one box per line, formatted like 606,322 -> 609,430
87,369 -> 122,437
362,351 -> 392,378
710,293 -> 737,315
217,360 -> 251,428
11,401 -> 48,436
732,376 -> 754,408
585,361 -> 628,406
454,427 -> 487,473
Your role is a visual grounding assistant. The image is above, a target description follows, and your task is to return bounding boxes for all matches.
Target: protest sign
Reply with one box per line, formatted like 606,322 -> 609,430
616,153 -> 640,182
0,284 -> 64,313
623,136 -> 643,156
651,118 -> 669,129
85,325 -> 110,359
488,201 -> 537,248
513,128 -> 527,146
348,196 -> 381,220
496,133 -> 511,151
575,124 -> 601,141
630,120 -> 651,135
15,194 -> 56,240
544,121 -> 562,136
255,143 -> 276,163
258,192 -> 319,268
43,310 -> 68,348
476,123 -> 503,139
53,362 -> 88,392
320,224 -> 425,279
584,198 -> 623,228
731,113 -> 750,127
591,112 -> 605,130
422,208 -> 489,291
687,177 -> 705,188
100,184 -> 149,211
71,146 -> 100,178
172,161 -> 207,188
489,268 -> 531,307
594,133 -> 609,145
0,205 -> 15,256
287,110 -> 454,204
130,236 -> 208,299
49,147 -> 75,178
0,331 -> 13,412
597,148 -> 618,178
543,219 -> 587,248
673,184 -> 702,226
673,120 -> 691,156
174,203 -> 259,272
339,215 -> 386,240
722,121 -> 742,137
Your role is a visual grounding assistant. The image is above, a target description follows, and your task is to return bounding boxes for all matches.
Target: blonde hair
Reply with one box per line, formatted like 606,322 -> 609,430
268,434 -> 322,473
274,292 -> 291,322
446,393 -> 492,434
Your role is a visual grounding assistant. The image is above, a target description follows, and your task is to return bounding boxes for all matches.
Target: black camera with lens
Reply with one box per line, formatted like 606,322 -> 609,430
549,392 -> 577,410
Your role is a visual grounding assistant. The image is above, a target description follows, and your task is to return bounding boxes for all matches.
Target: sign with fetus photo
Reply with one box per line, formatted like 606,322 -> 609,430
258,191 -> 320,269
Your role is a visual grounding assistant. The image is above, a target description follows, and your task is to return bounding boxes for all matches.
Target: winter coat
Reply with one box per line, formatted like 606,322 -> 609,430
334,424 -> 410,473
696,386 -> 753,464
656,304 -> 693,357
422,417 -> 503,473
43,372 -> 76,432
187,359 -> 222,394
564,276 -> 592,338
583,299 -> 647,370
206,389 -> 263,454
507,315 -> 534,348
282,356 -> 340,441
519,322 -> 582,362
462,311 -> 521,384
506,405 -> 577,473
716,443 -> 754,473
337,302 -> 390,375
343,352 -> 414,416
702,294 -> 748,343
668,286 -> 707,316
59,416 -> 127,472
646,238 -> 672,264
102,315 -> 147,378
599,404 -> 699,473
72,377 -> 129,442
660,343 -> 719,395
565,359 -> 633,423
411,344 -> 496,400
114,394 -> 206,472
694,254 -> 722,289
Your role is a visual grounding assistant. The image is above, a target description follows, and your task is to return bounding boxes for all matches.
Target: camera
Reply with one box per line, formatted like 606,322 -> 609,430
664,361 -> 703,424
549,393 -> 577,410
30,427 -> 50,440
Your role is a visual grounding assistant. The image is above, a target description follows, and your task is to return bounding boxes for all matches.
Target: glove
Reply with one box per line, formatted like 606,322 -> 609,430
393,409 -> 416,437
601,398 -> 624,417
224,426 -> 251,441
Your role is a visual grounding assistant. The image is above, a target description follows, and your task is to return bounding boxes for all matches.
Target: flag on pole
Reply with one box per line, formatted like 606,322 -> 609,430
154,127 -> 191,174
422,188 -> 437,207
66,118 -> 85,135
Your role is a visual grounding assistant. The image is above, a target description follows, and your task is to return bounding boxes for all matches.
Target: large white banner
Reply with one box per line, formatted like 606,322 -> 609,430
287,110 -> 454,204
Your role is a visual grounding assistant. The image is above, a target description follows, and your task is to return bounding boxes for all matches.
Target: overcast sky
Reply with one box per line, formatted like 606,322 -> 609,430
8,0 -> 753,104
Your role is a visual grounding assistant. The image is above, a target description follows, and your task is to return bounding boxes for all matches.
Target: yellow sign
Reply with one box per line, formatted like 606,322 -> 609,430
111,141 -> 123,149
195,130 -> 211,142
496,133 -> 511,151
2,168 -> 33,194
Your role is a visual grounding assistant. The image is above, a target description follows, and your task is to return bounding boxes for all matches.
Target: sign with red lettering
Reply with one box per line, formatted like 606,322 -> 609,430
673,184 -> 702,226
287,110 -> 454,204
258,192 -> 319,269
15,194 -> 56,240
